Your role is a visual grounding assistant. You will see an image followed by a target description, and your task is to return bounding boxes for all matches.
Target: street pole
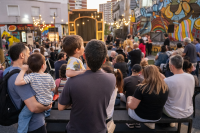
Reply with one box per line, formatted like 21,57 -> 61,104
0,28 -> 5,67
54,12 -> 56,50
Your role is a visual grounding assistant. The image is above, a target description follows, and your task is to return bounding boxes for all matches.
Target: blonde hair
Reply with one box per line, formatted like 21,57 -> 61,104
139,65 -> 168,94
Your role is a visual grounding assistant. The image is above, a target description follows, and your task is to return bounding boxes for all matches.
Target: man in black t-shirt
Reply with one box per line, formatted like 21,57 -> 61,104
58,40 -> 116,133
128,44 -> 142,75
114,36 -> 120,47
164,34 -> 170,46
124,64 -> 143,99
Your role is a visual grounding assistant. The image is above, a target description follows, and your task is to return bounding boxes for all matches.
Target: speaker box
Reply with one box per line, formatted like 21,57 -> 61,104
168,25 -> 174,33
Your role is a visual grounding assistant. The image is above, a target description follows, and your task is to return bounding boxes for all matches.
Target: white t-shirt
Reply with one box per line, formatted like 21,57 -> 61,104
107,87 -> 118,119
164,73 -> 194,118
33,48 -> 40,53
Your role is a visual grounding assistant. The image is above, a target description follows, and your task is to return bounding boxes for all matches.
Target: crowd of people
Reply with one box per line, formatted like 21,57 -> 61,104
0,33 -> 198,133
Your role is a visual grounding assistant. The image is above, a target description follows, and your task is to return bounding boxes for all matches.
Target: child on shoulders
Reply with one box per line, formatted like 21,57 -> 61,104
63,35 -> 85,77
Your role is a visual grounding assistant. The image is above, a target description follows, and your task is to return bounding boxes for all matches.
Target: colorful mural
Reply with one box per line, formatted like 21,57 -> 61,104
133,0 -> 200,41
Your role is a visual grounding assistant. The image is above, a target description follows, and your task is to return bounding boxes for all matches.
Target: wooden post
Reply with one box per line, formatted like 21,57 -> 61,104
0,29 -> 5,67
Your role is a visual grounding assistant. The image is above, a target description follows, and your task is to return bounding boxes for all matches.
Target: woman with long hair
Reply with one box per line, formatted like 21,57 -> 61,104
183,60 -> 199,86
40,46 -> 48,57
114,54 -> 128,78
127,65 -> 169,129
101,65 -> 123,132
155,45 -> 169,66
139,39 -> 146,57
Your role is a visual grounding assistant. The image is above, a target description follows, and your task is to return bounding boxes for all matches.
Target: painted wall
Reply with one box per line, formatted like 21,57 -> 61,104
131,0 -> 200,41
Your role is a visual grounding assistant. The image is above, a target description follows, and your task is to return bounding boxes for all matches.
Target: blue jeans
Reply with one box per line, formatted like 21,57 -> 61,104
18,105 -> 33,133
128,66 -> 132,76
44,92 -> 54,118
196,62 -> 199,77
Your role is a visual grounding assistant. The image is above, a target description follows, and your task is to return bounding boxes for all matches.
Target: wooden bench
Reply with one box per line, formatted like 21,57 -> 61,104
52,101 -> 126,110
46,110 -> 193,133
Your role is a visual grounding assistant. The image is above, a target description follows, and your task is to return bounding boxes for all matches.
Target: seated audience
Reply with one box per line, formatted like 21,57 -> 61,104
164,55 -> 194,120
114,54 -> 128,78
116,47 -> 127,62
58,40 -> 116,133
166,46 -> 173,57
102,55 -> 113,68
155,45 -> 168,66
124,64 -> 143,100
173,43 -> 184,55
127,65 -> 169,129
40,46 -> 48,57
33,44 -> 40,53
140,59 -> 148,79
54,52 -> 67,79
109,51 -> 117,62
183,60 -> 199,86
50,47 -> 56,61
55,64 -> 68,94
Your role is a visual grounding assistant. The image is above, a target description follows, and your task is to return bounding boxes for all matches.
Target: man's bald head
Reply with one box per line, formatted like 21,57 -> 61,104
134,43 -> 139,49
111,51 -> 117,57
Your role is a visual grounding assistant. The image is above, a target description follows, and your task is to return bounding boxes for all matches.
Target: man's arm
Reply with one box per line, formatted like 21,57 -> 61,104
58,103 -> 71,111
58,79 -> 72,111
182,53 -> 186,57
24,96 -> 52,113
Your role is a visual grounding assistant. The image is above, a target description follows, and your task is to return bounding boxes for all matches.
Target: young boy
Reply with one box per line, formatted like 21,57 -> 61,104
63,35 -> 85,77
15,53 -> 55,133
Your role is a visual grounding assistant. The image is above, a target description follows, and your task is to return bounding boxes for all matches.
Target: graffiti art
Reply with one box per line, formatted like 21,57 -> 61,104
133,0 -> 200,41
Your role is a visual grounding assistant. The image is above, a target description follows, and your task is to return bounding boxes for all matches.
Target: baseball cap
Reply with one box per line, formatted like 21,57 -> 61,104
131,64 -> 142,73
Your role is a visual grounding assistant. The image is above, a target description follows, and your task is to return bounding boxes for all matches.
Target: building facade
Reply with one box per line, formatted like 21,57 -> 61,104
0,0 -> 69,45
99,0 -> 117,24
68,0 -> 87,10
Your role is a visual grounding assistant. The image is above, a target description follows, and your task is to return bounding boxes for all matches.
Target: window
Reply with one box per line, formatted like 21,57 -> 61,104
8,5 -> 19,16
142,0 -> 153,7
31,7 -> 40,16
50,8 -> 57,16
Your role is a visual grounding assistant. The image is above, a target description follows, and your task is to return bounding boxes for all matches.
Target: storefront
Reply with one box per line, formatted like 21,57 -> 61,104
7,24 -> 40,43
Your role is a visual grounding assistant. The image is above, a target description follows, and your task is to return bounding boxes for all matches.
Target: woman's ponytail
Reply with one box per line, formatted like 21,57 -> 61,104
114,69 -> 123,93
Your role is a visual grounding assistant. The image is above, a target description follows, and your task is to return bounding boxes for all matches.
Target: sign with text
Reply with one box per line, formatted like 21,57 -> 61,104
7,24 -> 36,32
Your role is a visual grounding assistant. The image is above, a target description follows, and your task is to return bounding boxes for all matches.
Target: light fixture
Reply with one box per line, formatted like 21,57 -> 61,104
98,15 -> 99,18
82,22 -> 85,25
33,17 -> 34,19
51,21 -> 53,23
24,15 -> 28,18
77,24 -> 79,26
87,20 -> 89,21
61,19 -> 63,22
66,22 -> 68,24
92,16 -> 94,18
39,15 -> 41,16
72,24 -> 74,26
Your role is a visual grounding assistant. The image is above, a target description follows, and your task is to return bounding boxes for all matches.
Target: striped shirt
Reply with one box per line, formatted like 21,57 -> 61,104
24,73 -> 56,106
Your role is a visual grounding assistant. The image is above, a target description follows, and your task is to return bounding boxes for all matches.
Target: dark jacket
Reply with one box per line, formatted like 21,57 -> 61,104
164,38 -> 170,46
128,49 -> 142,67
114,62 -> 128,78
116,49 -> 128,63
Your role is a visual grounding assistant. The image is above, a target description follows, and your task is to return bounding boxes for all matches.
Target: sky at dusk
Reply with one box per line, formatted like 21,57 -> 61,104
87,0 -> 109,11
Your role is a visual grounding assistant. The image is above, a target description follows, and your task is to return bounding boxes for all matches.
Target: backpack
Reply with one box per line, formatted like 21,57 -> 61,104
0,69 -> 24,126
